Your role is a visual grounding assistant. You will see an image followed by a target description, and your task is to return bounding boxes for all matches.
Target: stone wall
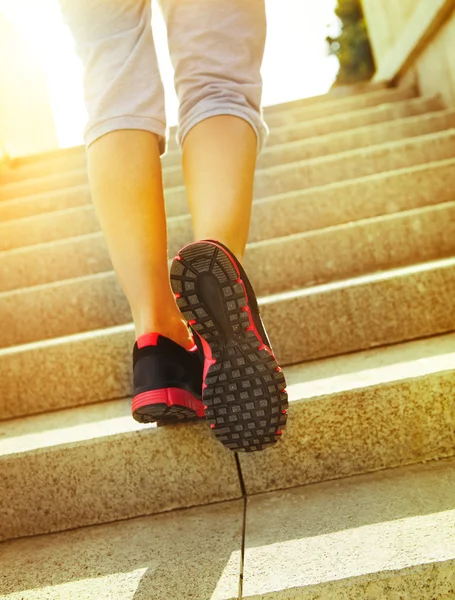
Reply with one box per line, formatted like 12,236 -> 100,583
362,0 -> 455,106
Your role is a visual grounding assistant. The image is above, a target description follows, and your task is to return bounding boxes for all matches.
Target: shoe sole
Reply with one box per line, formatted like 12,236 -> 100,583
132,388 -> 205,424
170,241 -> 288,452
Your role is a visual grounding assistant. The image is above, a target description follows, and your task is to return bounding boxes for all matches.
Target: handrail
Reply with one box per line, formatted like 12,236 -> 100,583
373,0 -> 455,82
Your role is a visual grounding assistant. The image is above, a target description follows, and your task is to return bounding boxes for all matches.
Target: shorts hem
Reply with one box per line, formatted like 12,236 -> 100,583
85,116 -> 167,155
178,107 -> 269,155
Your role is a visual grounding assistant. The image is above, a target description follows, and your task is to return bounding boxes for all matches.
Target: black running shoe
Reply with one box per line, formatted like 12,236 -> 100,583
132,332 -> 205,424
170,240 -> 288,452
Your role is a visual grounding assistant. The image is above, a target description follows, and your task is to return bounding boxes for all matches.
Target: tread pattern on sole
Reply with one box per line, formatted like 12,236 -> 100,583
171,241 -> 288,452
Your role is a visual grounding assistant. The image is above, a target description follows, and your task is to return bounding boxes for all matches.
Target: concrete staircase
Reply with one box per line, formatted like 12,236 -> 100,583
1,83 -> 454,599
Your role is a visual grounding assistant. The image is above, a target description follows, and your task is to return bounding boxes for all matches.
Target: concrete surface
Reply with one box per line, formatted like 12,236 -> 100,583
1,257 -> 455,418
239,332 -> 455,494
2,126 -> 455,227
1,155 -> 454,256
1,455 -> 454,599
2,198 -> 454,294
265,87 -> 415,129
2,202 -> 455,347
0,398 -> 242,540
242,458 -> 455,598
0,87 -> 416,203
1,334 -> 454,540
0,500 -> 242,600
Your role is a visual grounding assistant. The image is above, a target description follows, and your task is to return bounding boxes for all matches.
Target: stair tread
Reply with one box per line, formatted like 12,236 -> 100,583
243,457 -> 455,598
1,126 -> 454,227
1,199 -> 454,295
0,497 -> 243,600
1,455 -> 454,599
2,331 -> 453,457
2,156 -> 454,254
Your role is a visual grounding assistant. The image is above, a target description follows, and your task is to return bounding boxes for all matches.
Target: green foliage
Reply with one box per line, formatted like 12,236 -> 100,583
327,0 -> 375,85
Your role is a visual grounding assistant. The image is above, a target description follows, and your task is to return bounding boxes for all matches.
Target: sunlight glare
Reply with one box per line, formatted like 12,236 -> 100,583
0,0 -> 339,148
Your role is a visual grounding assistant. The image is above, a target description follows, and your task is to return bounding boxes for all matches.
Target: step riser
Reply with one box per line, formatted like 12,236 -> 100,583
0,216 -> 192,290
2,198 -> 454,295
2,158 -> 454,256
0,417 -> 241,541
1,97 -> 443,198
264,87 -> 416,129
239,371 -> 455,496
259,109 -> 455,172
265,262 -> 455,364
1,366 -> 453,541
1,261 -> 455,420
3,204 -> 455,347
0,185 -> 91,225
262,80 -> 388,114
253,131 -> 455,202
267,96 -> 442,146
2,130 -> 453,225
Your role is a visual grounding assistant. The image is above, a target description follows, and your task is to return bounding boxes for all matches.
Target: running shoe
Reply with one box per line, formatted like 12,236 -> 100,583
170,240 -> 288,451
132,332 -> 205,424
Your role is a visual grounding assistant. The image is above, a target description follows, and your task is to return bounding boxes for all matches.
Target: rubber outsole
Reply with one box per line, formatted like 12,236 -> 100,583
132,388 -> 205,424
170,241 -> 288,452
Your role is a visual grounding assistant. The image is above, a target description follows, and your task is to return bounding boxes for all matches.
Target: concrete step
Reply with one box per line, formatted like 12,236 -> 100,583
2,198 -> 454,295
239,332 -> 455,494
3,459 -> 454,600
243,458 -> 455,599
266,95 -> 443,147
2,128 -> 454,226
0,90 -> 432,200
0,498 -> 243,599
0,398 -> 242,542
2,156 -> 454,255
263,86 -> 416,129
258,107 -> 455,172
261,79 -> 389,114
1,257 -> 455,420
0,333 -> 453,542
2,202 -> 455,347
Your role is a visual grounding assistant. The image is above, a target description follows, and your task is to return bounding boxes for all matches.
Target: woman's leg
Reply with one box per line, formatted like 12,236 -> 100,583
59,0 -> 192,349
164,0 -> 288,452
181,115 -> 257,261
160,0 -> 268,260
87,130 -> 192,348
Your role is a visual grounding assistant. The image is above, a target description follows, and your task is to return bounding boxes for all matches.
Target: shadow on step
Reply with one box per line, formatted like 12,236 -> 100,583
0,499 -> 243,600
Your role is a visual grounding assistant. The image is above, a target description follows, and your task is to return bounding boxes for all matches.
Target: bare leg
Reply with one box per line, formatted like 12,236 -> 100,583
87,129 -> 193,348
182,115 -> 257,262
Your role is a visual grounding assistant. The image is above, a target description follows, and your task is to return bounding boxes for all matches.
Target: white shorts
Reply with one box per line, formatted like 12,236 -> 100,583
59,0 -> 268,155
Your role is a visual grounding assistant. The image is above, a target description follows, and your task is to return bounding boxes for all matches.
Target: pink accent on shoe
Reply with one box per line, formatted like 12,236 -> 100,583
137,332 -> 160,348
197,333 -> 216,382
132,387 -> 205,417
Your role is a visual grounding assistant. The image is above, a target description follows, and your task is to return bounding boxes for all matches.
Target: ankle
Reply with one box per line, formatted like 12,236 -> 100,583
134,316 -> 194,350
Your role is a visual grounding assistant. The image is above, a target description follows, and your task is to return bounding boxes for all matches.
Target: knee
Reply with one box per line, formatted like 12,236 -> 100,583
177,77 -> 269,154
